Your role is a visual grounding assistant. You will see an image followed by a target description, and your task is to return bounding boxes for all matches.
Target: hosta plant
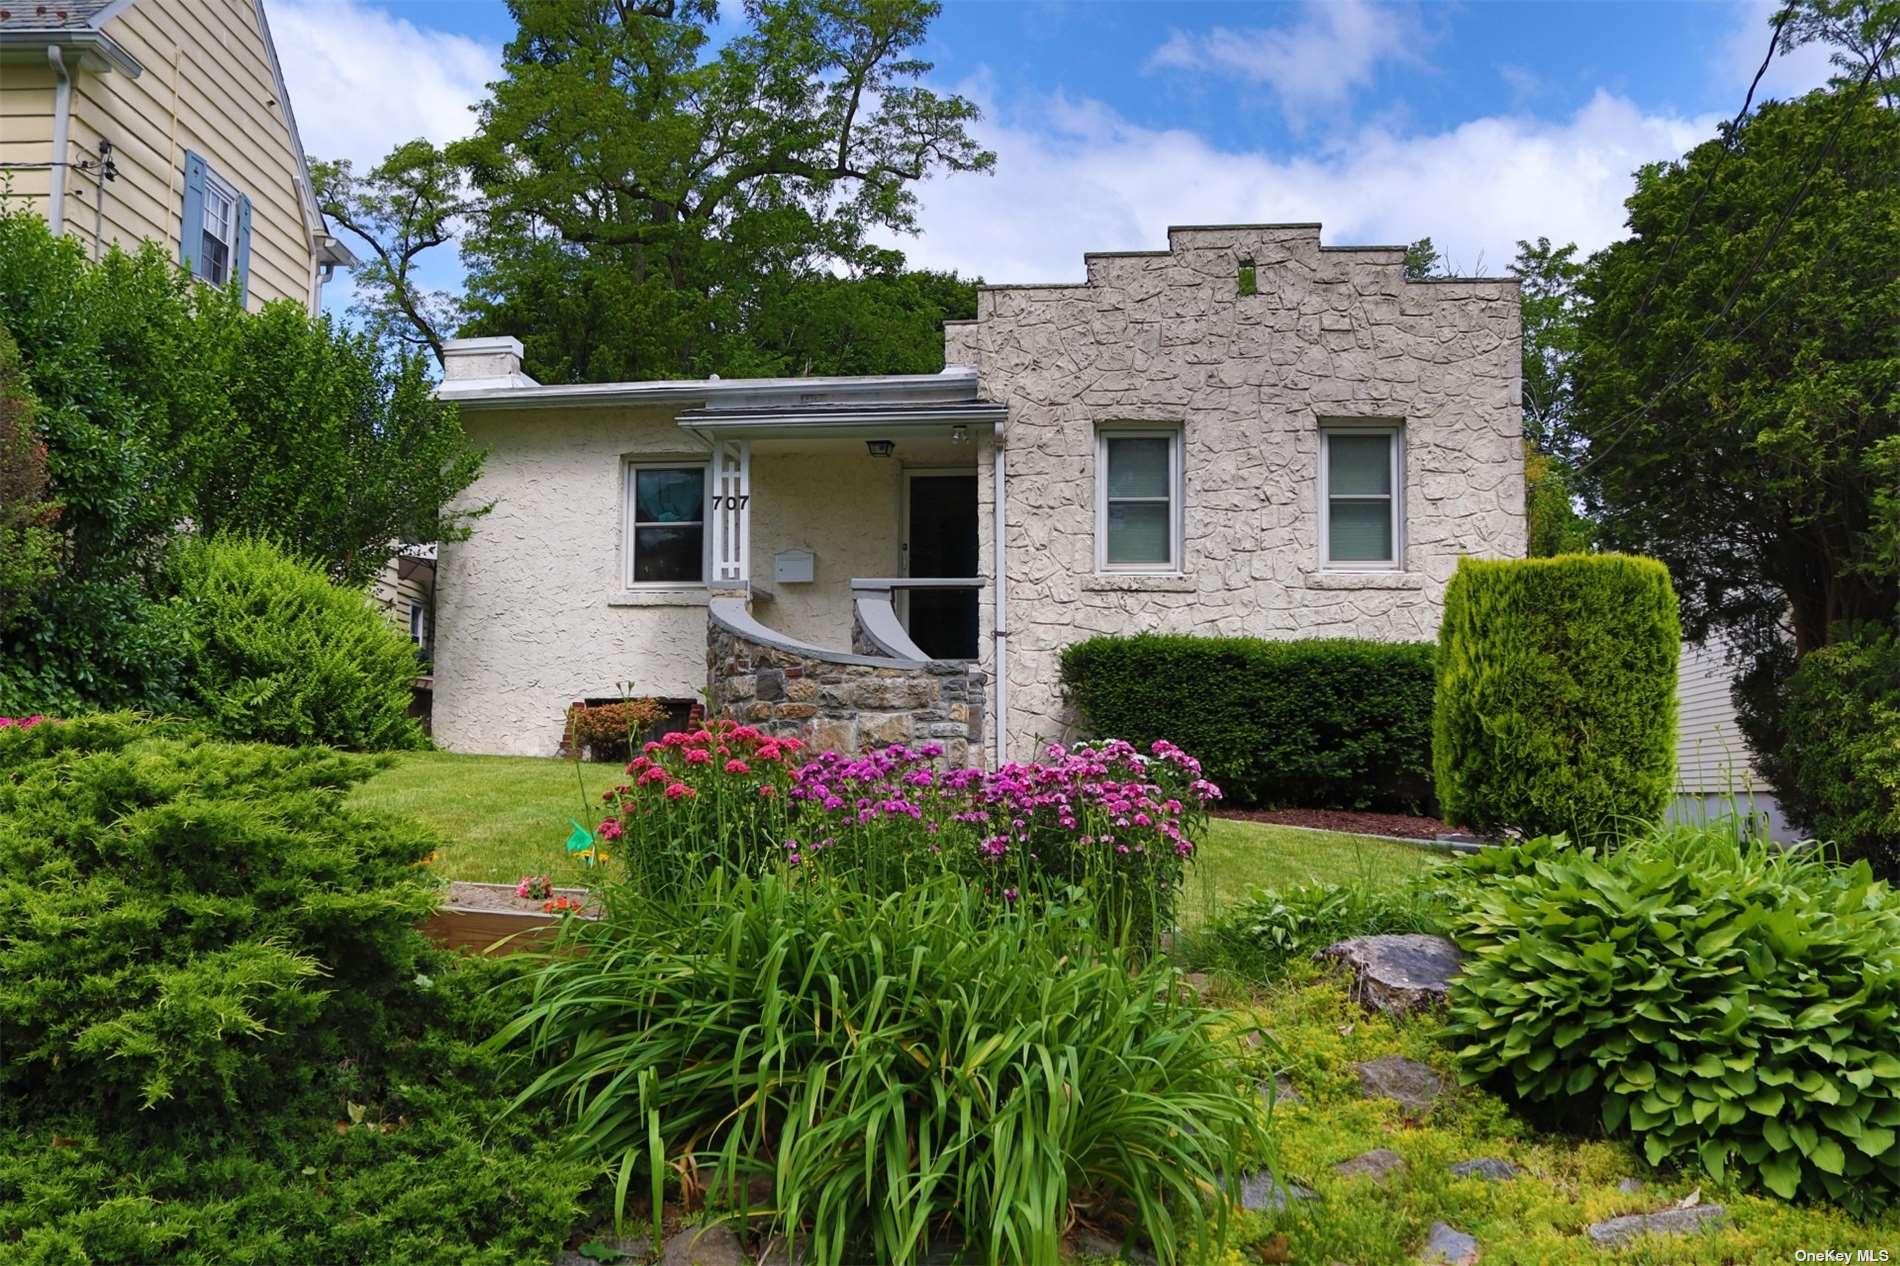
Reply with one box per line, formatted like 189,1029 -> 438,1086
494,870 -> 1264,1266
1442,828 -> 1900,1208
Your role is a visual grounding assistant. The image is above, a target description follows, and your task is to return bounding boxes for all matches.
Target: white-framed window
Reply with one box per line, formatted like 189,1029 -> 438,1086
408,601 -> 428,649
624,462 -> 709,585
1095,427 -> 1183,572
199,172 -> 237,285
1319,423 -> 1403,569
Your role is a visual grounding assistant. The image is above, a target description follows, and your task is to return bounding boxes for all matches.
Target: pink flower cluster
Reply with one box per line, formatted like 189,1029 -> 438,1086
0,715 -> 49,730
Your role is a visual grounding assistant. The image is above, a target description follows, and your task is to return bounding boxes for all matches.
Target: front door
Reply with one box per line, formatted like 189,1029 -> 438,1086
904,474 -> 979,660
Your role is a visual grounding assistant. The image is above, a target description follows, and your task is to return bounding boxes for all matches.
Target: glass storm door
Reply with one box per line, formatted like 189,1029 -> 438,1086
904,474 -> 980,660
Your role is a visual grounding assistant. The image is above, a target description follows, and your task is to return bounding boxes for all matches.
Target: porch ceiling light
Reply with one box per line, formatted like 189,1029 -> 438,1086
951,425 -> 968,443
865,439 -> 895,458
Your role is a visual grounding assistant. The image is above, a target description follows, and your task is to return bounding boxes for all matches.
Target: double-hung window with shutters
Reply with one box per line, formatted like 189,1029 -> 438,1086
180,150 -> 253,299
1319,424 -> 1403,569
625,463 -> 709,585
1096,428 -> 1183,572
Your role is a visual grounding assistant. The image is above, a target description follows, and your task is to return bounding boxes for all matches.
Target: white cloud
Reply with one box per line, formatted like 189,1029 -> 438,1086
886,87 -> 1722,284
272,0 -> 501,169
1145,0 -> 1428,125
1715,0 -> 1840,106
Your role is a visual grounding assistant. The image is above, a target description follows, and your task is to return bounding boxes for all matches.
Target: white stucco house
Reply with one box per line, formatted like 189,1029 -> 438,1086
431,223 -> 1527,761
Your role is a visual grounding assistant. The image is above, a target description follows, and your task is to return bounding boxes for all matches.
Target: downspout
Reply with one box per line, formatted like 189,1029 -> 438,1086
46,45 -> 72,237
991,420 -> 1009,765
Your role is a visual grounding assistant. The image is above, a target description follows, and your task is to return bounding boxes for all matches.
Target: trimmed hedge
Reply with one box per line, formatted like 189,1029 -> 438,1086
1779,626 -> 1900,877
1058,635 -> 1436,811
1434,554 -> 1679,841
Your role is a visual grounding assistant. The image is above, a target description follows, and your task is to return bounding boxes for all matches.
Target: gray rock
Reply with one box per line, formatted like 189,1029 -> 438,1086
1354,1055 -> 1448,1114
757,1233 -> 804,1266
1332,1147 -> 1408,1183
553,1236 -> 651,1266
1239,1170 -> 1317,1213
1417,1222 -> 1480,1265
1259,1075 -> 1302,1110
659,1224 -> 749,1266
1069,1227 -> 1155,1264
1585,1205 -> 1728,1247
1447,1157 -> 1519,1182
1315,934 -> 1464,1016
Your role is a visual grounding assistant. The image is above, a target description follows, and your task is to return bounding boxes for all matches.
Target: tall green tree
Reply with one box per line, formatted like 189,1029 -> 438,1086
448,0 -> 993,383
0,209 -> 485,711
1569,88 -> 1900,766
310,140 -> 468,366
1780,0 -> 1900,104
1509,237 -> 1595,556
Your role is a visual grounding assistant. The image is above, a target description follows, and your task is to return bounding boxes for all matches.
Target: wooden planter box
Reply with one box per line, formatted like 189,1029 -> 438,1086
420,881 -> 597,955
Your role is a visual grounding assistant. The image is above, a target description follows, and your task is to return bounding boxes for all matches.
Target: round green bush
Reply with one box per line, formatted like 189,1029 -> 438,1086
1443,830 -> 1900,1209
1059,635 -> 1437,811
171,534 -> 427,751
1779,627 -> 1900,878
1433,554 -> 1680,841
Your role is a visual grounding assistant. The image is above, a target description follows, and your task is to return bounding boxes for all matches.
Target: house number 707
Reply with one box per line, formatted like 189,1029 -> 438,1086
712,494 -> 750,510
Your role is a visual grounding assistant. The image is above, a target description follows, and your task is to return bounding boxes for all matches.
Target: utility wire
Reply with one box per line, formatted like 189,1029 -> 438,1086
1572,16 -> 1900,480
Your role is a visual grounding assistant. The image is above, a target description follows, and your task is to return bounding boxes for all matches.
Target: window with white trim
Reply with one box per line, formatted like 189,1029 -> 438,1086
1096,428 -> 1182,571
1320,425 -> 1402,568
199,172 -> 237,286
625,463 -> 708,585
408,601 -> 428,649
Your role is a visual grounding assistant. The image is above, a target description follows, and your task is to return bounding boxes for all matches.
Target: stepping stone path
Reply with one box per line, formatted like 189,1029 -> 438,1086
1417,1222 -> 1480,1265
1353,1055 -> 1447,1114
1585,1205 -> 1728,1247
1239,1170 -> 1317,1213
1333,1148 -> 1409,1183
1315,934 -> 1464,1017
660,1224 -> 749,1266
1446,1157 -> 1519,1182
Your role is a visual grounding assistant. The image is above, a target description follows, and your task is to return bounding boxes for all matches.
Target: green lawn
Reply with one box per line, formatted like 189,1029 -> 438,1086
351,751 -> 1446,911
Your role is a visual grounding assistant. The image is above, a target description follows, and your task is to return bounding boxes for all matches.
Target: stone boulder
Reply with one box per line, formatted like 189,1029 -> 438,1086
1446,1157 -> 1519,1182
1315,934 -> 1464,1016
1584,1205 -> 1728,1247
1353,1055 -> 1447,1114
660,1224 -> 749,1266
1332,1148 -> 1408,1183
1417,1222 -> 1480,1265
1239,1170 -> 1318,1213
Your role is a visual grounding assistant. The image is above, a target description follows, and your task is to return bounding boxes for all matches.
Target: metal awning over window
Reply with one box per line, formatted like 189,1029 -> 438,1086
676,400 -> 1006,440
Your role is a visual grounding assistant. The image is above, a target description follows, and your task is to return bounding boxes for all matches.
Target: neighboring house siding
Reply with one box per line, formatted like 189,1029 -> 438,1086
1676,635 -> 1754,794
0,63 -> 58,204
0,0 -> 316,307
958,224 -> 1527,755
81,0 -> 313,306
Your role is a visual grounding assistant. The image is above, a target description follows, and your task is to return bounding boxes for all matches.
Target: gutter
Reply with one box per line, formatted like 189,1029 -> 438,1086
47,45 -> 71,236
438,366 -> 982,411
991,420 -> 1009,765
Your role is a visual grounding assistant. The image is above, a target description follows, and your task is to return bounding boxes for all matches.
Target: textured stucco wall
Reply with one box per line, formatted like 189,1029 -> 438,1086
434,417 -> 916,754
962,225 -> 1526,758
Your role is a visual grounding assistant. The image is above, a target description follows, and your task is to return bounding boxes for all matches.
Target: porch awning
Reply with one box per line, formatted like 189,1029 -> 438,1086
676,400 -> 1006,440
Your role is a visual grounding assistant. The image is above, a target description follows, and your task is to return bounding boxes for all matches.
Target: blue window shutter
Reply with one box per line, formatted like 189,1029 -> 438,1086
180,150 -> 207,277
235,194 -> 253,304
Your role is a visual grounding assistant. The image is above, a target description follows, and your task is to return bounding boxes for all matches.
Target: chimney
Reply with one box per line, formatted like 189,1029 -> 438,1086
440,336 -> 534,385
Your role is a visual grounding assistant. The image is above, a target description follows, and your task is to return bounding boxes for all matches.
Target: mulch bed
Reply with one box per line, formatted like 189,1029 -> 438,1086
1215,806 -> 1451,841
442,880 -> 597,917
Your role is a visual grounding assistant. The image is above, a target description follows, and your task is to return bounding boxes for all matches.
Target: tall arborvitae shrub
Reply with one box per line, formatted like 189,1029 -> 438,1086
1434,554 -> 1680,840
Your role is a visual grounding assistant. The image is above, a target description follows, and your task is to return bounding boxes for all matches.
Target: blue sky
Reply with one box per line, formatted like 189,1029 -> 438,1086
273,0 -> 1835,320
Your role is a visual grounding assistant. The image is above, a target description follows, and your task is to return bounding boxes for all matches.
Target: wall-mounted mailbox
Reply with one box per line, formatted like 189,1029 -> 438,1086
773,548 -> 815,584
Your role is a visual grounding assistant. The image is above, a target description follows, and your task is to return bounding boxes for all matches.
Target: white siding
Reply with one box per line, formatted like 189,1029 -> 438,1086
1675,634 -> 1756,794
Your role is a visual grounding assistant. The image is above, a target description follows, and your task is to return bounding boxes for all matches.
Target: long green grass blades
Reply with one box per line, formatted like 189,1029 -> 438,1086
493,873 -> 1266,1264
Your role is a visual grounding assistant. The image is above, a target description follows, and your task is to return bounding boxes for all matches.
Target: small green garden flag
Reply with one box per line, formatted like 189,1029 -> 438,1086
564,819 -> 593,853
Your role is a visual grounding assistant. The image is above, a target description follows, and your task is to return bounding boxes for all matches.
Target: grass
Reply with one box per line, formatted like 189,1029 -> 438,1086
351,751 -> 1448,905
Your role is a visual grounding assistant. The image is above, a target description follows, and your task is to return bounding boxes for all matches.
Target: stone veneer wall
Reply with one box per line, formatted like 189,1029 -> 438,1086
946,223 -> 1528,758
708,623 -> 986,765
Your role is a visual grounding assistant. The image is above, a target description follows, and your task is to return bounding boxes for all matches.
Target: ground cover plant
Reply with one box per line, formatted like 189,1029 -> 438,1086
1060,634 -> 1436,812
0,714 -> 596,1264
1441,827 -> 1900,1209
1213,965 -> 1900,1264
1434,553 -> 1680,842
499,871 -> 1264,1266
